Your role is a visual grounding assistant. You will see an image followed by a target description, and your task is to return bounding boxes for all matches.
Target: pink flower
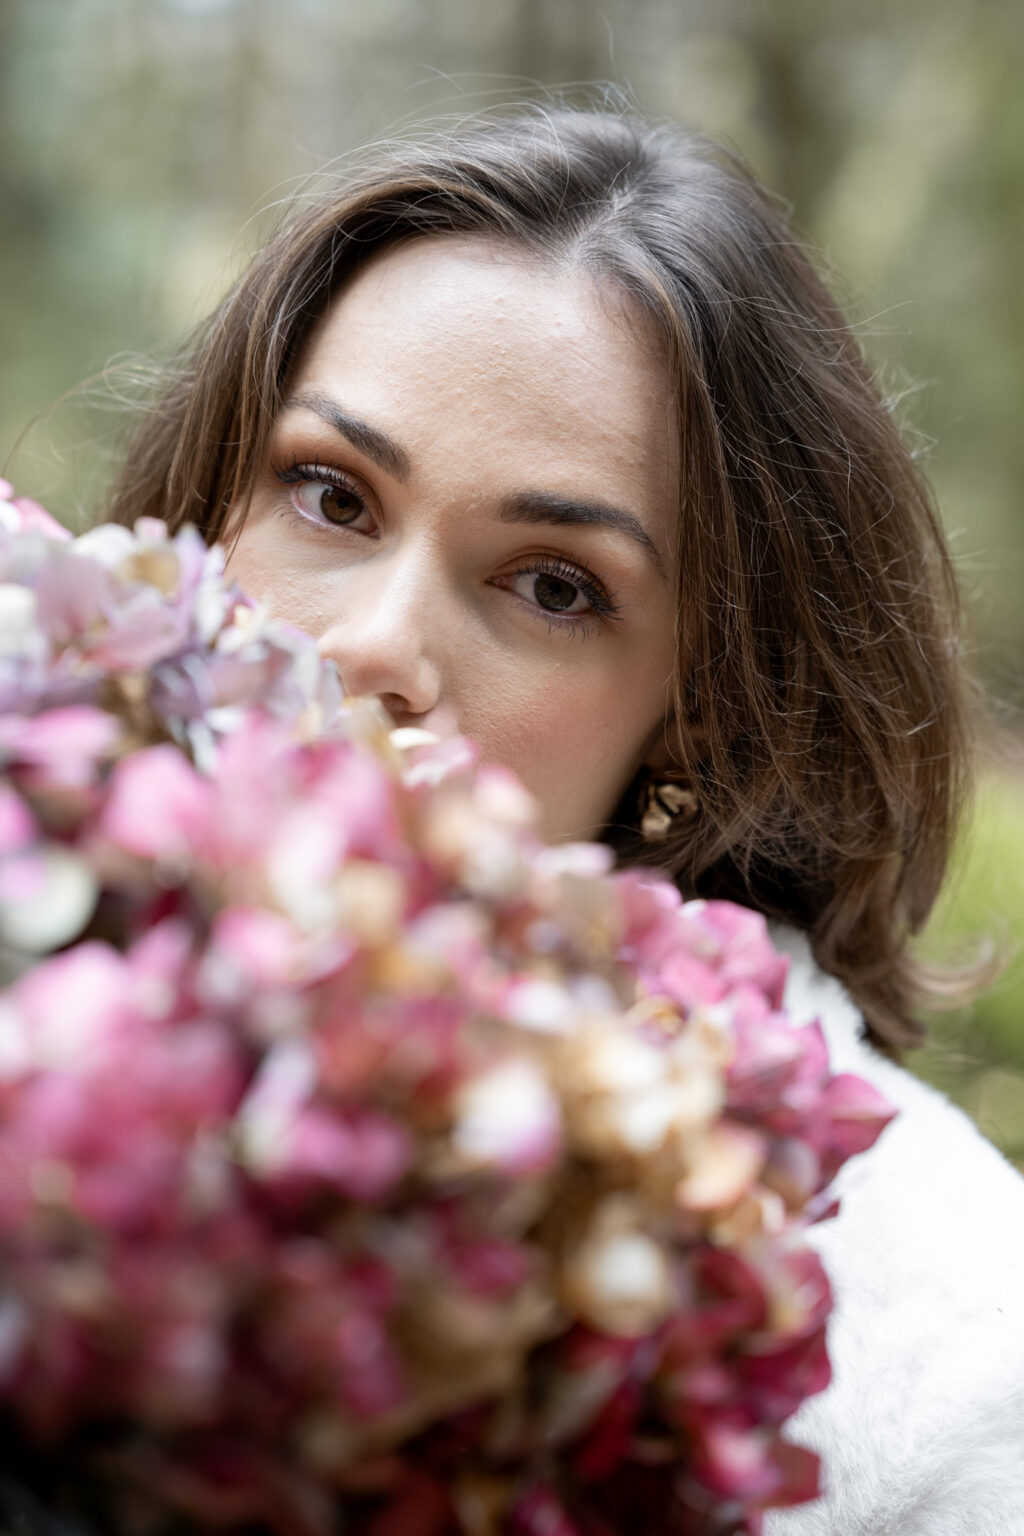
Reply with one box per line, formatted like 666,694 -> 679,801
31,542 -> 119,652
100,743 -> 212,862
687,901 -> 789,1009
0,705 -> 119,789
200,906 -> 303,1002
0,482 -> 71,541
688,1404 -> 815,1502
270,1103 -> 412,1203
815,1071 -> 898,1175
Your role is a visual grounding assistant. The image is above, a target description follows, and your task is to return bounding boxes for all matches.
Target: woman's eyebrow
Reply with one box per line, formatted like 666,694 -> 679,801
283,391 -> 411,480
500,492 -> 666,578
282,393 -> 665,578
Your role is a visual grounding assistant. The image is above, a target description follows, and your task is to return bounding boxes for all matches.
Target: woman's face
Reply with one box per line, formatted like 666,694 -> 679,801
227,238 -> 680,842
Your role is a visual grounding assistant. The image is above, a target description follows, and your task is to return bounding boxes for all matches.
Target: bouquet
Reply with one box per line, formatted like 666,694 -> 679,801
0,480 -> 894,1536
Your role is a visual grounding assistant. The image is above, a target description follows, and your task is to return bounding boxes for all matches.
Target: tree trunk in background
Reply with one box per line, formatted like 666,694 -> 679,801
227,0 -> 270,216
740,9 -> 842,223
0,0 -> 14,233
0,0 -> 45,242
514,0 -> 609,91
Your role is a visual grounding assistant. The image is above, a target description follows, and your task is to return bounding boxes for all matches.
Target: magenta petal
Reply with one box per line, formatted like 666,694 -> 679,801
739,1329 -> 831,1422
699,902 -> 790,1009
450,1238 -> 535,1296
205,907 -> 298,994
127,916 -> 194,990
280,1105 -> 412,1202
820,1072 -> 898,1159
0,707 -> 119,786
509,1483 -> 584,1536
663,1247 -> 767,1359
14,940 -> 128,1053
335,1309 -> 408,1419
361,1468 -> 455,1536
8,496 -> 72,541
0,783 -> 35,853
572,1378 -> 642,1480
651,949 -> 725,1012
758,1437 -> 822,1509
688,1408 -> 778,1500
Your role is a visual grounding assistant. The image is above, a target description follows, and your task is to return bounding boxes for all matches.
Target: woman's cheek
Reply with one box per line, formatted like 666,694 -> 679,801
470,681 -> 639,841
225,528 -> 345,638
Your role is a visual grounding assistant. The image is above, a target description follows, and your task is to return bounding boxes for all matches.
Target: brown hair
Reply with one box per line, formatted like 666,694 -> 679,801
106,104 -> 970,1053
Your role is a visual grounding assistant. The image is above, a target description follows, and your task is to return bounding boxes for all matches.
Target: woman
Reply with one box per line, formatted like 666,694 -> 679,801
105,105 -> 1024,1531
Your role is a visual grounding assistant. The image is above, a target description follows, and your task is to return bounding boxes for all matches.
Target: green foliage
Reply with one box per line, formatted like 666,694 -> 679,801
926,761 -> 1024,1065
912,760 -> 1024,1165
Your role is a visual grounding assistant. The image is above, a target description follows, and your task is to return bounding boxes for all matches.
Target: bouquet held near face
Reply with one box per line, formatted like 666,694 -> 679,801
0,485 -> 893,1535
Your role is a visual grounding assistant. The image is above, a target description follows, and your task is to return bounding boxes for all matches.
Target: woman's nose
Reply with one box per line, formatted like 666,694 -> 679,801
314,556 -> 444,721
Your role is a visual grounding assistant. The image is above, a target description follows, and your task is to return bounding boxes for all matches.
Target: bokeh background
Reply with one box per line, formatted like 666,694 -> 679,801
2,0 -> 1023,1159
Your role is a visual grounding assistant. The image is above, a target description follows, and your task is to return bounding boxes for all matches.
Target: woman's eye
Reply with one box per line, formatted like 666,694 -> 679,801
291,478 -> 368,527
513,569 -> 590,615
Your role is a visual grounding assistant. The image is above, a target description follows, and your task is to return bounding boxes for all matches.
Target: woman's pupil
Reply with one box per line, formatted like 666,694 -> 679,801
535,573 -> 577,611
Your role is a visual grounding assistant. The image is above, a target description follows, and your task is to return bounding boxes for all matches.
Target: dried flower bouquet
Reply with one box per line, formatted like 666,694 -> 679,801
0,483 -> 894,1536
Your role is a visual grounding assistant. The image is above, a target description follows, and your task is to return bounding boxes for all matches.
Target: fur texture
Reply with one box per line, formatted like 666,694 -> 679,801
765,931 -> 1024,1535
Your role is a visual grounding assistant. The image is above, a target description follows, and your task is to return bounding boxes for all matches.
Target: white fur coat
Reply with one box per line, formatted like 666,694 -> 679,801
764,932 -> 1024,1536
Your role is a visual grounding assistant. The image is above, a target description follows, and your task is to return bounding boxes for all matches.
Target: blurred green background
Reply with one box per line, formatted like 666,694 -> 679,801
2,0 -> 1023,1160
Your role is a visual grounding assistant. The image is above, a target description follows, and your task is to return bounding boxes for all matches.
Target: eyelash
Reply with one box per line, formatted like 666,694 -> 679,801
271,457 -> 622,633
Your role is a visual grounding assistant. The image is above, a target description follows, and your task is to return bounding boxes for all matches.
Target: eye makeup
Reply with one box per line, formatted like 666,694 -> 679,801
268,452 -> 625,638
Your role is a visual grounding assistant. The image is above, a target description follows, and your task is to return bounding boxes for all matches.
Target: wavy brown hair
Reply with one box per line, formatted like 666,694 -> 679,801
105,104 -> 970,1054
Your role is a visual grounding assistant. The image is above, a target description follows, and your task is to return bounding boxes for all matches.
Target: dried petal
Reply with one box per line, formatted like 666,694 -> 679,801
452,1056 -> 562,1175
562,1202 -> 674,1337
676,1123 -> 767,1213
0,844 -> 97,952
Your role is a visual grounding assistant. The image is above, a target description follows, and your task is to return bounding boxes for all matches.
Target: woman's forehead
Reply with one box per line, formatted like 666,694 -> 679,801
287,237 -> 679,515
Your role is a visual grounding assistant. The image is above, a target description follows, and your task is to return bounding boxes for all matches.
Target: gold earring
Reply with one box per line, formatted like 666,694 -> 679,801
640,775 -> 699,840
